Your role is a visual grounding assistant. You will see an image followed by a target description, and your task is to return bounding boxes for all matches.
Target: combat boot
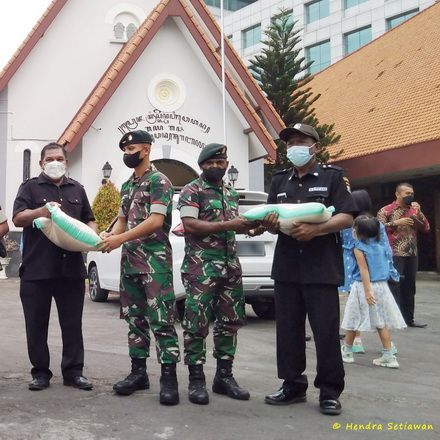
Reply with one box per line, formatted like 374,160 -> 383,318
188,364 -> 209,405
113,358 -> 149,396
212,359 -> 250,400
160,363 -> 179,405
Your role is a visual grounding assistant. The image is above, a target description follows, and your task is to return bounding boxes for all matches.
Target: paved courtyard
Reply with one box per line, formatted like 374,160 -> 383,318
0,277 -> 439,440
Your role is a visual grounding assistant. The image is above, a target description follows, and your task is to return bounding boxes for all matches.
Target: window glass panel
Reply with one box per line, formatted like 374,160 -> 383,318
113,22 -> 125,40
271,10 -> 294,27
204,0 -> 258,11
306,0 -> 329,24
344,26 -> 371,55
306,40 -> 330,74
126,23 -> 137,39
344,0 -> 368,9
387,9 -> 419,30
242,24 -> 261,48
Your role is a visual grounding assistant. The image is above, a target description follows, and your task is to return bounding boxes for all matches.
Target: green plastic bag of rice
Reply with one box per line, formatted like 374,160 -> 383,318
33,203 -> 102,252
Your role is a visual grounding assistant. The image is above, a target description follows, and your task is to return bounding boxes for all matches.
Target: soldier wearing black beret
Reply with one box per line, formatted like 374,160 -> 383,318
101,129 -> 181,405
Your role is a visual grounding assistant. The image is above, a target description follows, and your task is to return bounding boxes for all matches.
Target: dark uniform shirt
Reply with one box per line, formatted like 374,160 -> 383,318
119,167 -> 173,275
177,175 -> 241,277
268,163 -> 356,285
13,173 -> 95,281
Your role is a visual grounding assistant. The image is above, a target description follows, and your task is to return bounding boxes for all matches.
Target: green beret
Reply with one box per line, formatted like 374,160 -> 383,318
198,143 -> 227,165
119,130 -> 154,150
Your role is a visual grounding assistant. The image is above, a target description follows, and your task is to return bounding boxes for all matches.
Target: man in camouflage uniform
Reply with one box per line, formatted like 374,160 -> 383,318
177,143 -> 258,405
101,130 -> 180,405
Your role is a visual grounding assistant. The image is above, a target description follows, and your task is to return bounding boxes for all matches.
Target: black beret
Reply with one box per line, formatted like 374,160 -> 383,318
198,143 -> 227,165
279,123 -> 320,143
119,130 -> 154,150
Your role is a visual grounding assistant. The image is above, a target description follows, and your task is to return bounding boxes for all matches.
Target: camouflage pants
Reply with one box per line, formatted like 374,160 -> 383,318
181,271 -> 246,365
120,272 -> 180,364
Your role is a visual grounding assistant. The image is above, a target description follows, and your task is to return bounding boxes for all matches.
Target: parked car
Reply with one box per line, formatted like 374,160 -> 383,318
87,190 -> 276,319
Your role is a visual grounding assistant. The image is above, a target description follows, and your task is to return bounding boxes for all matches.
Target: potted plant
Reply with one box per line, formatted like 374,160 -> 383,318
92,181 -> 121,233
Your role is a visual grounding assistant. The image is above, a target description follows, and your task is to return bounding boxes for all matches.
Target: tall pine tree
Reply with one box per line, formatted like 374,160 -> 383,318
248,10 -> 341,183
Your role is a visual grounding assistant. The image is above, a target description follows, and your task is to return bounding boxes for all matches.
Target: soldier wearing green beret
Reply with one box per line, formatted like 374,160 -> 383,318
177,143 -> 258,405
101,130 -> 181,405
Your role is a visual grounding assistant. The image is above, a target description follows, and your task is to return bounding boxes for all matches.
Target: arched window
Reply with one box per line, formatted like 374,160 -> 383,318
23,149 -> 31,181
112,13 -> 139,41
113,22 -> 125,40
126,23 -> 137,40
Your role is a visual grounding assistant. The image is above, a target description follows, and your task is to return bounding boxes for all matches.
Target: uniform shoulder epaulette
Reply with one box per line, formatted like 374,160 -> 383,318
320,163 -> 344,172
20,177 -> 37,185
273,167 -> 292,176
66,177 -> 82,186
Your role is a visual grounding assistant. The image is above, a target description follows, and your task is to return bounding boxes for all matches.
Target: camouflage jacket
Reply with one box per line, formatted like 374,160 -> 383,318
177,175 -> 242,277
119,167 -> 173,275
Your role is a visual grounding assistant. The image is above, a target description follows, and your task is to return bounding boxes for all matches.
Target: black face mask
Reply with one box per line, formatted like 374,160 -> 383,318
403,195 -> 415,206
203,167 -> 226,183
123,151 -> 143,168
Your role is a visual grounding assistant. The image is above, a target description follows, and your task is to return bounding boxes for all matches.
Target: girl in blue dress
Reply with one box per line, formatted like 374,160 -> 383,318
341,215 -> 406,368
339,190 -> 400,353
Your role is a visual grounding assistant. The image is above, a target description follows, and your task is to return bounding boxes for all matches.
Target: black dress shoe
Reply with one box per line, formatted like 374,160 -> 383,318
319,399 -> 342,415
63,375 -> 93,390
265,388 -> 306,405
29,377 -> 50,391
408,321 -> 427,328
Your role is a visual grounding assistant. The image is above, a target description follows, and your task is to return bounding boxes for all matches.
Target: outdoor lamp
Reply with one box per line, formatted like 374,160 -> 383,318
228,165 -> 239,187
102,162 -> 112,184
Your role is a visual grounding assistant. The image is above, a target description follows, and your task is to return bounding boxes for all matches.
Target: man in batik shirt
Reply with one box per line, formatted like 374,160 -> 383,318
377,182 -> 430,328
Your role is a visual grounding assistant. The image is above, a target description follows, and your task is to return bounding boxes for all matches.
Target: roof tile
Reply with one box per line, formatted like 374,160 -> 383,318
308,2 -> 440,161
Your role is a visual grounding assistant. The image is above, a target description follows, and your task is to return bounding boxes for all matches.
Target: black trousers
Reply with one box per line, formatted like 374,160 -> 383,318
20,278 -> 85,380
274,281 -> 344,401
389,256 -> 418,324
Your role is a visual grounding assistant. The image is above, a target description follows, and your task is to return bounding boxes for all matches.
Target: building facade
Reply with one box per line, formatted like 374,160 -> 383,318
208,0 -> 435,72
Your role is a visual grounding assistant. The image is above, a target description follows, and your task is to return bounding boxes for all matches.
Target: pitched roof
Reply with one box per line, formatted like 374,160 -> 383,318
0,0 -> 68,91
53,0 -> 279,159
307,2 -> 440,162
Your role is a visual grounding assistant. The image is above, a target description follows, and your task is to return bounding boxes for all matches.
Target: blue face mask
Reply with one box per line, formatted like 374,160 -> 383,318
286,145 -> 315,167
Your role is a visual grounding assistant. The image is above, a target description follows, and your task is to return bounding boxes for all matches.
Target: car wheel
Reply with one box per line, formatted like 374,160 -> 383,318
88,265 -> 109,302
251,302 -> 275,320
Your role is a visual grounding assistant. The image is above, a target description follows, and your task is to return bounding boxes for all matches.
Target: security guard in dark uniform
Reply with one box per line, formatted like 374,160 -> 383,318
13,143 -> 95,391
263,124 -> 356,415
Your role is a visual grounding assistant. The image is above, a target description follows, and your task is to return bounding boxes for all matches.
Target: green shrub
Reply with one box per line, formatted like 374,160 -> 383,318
92,182 -> 121,233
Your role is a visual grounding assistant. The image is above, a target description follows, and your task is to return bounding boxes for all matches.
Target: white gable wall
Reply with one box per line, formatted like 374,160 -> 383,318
2,0 -> 159,222
2,2 -> 270,227
77,18 -> 251,202
7,0 -> 153,140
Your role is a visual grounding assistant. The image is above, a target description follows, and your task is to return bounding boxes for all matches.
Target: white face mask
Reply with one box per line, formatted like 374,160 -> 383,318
43,160 -> 66,180
286,144 -> 315,167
